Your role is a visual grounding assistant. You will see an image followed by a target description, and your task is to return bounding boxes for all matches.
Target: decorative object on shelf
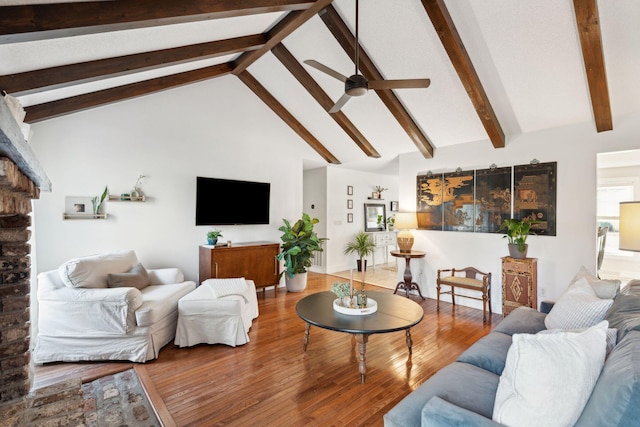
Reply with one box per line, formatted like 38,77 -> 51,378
207,230 -> 223,245
64,196 -> 108,219
344,231 -> 376,272
390,201 -> 399,212
374,186 -> 388,199
91,186 -> 108,215
618,201 -> 640,252
120,193 -> 130,201
364,203 -> 386,232
130,174 -> 146,198
499,218 -> 540,259
387,215 -> 395,231
331,281 -> 353,308
277,213 -> 326,292
394,212 -> 418,253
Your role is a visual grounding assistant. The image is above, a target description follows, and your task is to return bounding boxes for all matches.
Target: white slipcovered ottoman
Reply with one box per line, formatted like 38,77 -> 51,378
175,278 -> 259,347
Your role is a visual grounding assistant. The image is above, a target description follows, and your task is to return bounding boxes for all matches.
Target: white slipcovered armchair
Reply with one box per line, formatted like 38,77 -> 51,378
33,249 -> 196,363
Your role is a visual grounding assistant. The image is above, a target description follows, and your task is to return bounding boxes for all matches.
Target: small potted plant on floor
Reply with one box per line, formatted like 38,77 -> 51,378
207,230 -> 223,245
277,213 -> 326,292
499,217 -> 540,259
344,231 -> 376,272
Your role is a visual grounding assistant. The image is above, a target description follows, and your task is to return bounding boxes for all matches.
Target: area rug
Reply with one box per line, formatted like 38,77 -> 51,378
82,369 -> 160,427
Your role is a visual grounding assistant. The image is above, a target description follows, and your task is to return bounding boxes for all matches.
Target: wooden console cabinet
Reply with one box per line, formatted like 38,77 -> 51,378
501,257 -> 537,317
199,241 -> 280,294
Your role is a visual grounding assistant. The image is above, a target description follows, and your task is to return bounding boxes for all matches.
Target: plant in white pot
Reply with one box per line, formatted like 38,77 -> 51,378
277,213 -> 326,292
499,218 -> 539,259
344,231 -> 376,272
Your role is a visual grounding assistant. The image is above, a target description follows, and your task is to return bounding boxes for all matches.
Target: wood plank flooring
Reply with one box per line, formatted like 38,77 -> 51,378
33,272 -> 502,427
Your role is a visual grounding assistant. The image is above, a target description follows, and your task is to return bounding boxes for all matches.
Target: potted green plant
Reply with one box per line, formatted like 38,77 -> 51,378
498,218 -> 539,259
344,231 -> 376,272
277,213 -> 326,292
387,215 -> 395,231
91,186 -> 108,215
207,230 -> 223,245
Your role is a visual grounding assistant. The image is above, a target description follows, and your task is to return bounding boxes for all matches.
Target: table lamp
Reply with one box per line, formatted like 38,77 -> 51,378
394,212 -> 418,253
619,201 -> 640,252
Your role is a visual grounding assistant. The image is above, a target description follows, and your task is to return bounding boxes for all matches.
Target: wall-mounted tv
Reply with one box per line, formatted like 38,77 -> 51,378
196,176 -> 270,225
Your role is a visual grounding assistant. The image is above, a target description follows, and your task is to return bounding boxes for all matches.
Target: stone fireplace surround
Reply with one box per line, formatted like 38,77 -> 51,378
0,98 -> 81,425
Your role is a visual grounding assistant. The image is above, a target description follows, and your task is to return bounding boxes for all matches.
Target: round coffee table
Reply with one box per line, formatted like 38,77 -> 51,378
296,291 -> 424,383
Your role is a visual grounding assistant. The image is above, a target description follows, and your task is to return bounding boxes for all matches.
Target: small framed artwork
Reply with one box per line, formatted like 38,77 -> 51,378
65,196 -> 93,214
390,201 -> 399,212
347,213 -> 353,223
347,199 -> 353,209
347,185 -> 353,195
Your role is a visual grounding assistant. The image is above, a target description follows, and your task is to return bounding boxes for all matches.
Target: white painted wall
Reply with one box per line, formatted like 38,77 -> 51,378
398,113 -> 640,313
325,166 -> 398,273
29,76 -> 321,284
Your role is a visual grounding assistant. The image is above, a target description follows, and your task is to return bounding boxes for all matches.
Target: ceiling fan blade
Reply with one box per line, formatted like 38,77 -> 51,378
368,78 -> 431,90
328,93 -> 352,113
304,60 -> 348,83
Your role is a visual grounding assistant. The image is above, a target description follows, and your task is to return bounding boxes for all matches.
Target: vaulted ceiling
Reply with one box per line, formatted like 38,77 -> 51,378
2,0 -> 638,172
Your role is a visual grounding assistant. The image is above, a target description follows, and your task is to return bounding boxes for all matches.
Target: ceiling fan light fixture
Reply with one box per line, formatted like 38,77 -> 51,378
346,75 -> 368,96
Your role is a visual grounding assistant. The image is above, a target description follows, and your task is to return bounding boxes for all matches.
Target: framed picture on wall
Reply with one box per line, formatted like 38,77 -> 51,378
390,201 -> 399,212
347,213 -> 353,223
347,199 -> 353,209
347,185 -> 353,195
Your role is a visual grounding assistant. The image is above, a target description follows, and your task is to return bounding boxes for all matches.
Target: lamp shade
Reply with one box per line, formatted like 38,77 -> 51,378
394,212 -> 418,230
619,201 -> 640,252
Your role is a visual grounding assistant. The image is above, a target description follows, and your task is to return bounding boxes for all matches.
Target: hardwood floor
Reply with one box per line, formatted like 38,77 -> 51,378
33,272 -> 502,426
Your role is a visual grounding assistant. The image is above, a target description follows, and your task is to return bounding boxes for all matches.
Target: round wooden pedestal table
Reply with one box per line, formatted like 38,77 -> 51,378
391,250 -> 426,299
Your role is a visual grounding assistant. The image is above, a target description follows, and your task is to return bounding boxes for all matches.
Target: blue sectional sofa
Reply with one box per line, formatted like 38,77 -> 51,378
384,283 -> 640,427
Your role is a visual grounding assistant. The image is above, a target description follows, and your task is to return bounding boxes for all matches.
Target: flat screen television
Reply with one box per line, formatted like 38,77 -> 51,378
196,176 -> 270,225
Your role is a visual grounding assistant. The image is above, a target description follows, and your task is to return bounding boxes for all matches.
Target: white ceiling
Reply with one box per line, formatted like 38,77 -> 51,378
2,0 -> 640,173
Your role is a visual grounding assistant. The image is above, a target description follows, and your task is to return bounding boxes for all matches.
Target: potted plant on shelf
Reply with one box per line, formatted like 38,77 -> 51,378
499,217 -> 540,259
277,213 -> 326,292
207,230 -> 223,245
344,231 -> 376,272
374,185 -> 388,199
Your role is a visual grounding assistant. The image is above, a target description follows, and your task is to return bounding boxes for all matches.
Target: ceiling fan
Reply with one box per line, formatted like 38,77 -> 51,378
304,0 -> 431,113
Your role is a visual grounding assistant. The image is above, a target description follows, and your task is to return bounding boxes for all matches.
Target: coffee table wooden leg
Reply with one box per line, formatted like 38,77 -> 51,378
355,334 -> 369,383
406,329 -> 413,355
303,322 -> 311,351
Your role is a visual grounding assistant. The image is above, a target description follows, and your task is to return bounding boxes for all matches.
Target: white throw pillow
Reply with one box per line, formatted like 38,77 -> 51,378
59,249 -> 138,288
492,321 -> 608,427
544,277 -> 613,330
572,265 -> 620,299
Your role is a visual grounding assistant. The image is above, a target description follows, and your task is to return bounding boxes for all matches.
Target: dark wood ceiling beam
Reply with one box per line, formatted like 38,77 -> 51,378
2,34 -> 267,95
237,70 -> 340,164
420,0 -> 505,149
232,0 -> 334,74
573,0 -> 612,132
319,5 -> 434,159
0,0 -> 316,43
24,63 -> 233,123
271,43 -> 380,158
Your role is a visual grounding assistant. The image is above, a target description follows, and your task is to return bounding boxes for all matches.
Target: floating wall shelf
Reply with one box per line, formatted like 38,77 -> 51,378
108,195 -> 146,202
63,213 -> 108,220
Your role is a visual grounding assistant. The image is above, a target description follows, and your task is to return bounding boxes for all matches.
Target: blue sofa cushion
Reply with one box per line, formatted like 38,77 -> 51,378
383,362 -> 499,427
456,332 -> 512,375
605,294 -> 640,342
575,330 -> 640,427
421,396 -> 503,427
493,306 -> 547,336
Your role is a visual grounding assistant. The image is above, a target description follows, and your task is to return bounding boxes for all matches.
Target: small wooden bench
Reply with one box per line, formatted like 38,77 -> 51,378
436,267 -> 492,322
